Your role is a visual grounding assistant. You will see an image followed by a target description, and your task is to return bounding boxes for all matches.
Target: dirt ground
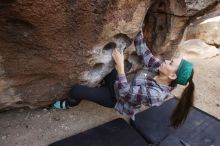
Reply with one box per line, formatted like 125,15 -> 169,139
0,55 -> 220,146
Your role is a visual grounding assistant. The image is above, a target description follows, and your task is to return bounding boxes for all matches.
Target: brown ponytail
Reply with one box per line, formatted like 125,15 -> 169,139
170,70 -> 195,128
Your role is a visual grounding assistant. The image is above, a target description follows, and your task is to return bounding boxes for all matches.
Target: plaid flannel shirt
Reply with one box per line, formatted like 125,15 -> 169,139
114,31 -> 173,119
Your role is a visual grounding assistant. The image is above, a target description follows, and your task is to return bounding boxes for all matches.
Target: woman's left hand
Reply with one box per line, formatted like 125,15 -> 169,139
112,49 -> 125,74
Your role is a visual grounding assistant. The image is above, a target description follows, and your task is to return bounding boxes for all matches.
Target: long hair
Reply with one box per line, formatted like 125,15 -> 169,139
170,70 -> 195,128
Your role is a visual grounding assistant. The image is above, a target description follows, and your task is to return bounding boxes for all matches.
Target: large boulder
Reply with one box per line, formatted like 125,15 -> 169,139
184,10 -> 220,47
0,0 -> 219,110
0,0 -> 150,110
142,0 -> 219,59
179,39 -> 219,59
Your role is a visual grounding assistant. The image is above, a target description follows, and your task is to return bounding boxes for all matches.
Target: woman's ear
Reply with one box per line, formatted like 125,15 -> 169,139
168,73 -> 177,80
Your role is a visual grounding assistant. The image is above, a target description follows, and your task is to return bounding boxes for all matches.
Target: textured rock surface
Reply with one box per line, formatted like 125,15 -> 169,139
179,39 -> 219,59
184,11 -> 220,47
184,0 -> 219,16
0,0 -> 150,110
0,0 -> 219,110
142,0 -> 219,58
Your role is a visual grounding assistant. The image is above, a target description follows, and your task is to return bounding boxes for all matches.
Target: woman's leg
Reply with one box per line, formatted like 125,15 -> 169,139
53,68 -> 118,109
66,84 -> 116,108
103,68 -> 118,97
67,69 -> 118,108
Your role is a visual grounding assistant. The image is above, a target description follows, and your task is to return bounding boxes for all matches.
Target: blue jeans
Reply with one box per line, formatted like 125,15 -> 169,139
66,69 -> 118,108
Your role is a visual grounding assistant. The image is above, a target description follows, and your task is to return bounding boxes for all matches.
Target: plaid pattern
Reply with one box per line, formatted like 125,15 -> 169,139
114,31 -> 173,119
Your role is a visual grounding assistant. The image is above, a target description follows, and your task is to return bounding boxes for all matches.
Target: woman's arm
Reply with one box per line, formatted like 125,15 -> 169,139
112,49 -> 125,75
116,74 -> 142,104
116,74 -> 164,106
112,48 -> 164,106
134,31 -> 161,69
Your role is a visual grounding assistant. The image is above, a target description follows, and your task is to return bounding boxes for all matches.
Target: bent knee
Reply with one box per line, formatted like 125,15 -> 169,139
70,84 -> 86,96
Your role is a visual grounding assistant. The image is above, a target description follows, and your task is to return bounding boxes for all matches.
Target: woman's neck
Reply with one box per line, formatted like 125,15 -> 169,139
154,75 -> 170,86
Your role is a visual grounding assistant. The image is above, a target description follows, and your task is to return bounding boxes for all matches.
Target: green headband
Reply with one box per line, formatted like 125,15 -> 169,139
175,59 -> 193,85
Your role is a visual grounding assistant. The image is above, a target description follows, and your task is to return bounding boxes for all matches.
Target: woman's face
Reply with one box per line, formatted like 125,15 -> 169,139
159,58 -> 182,80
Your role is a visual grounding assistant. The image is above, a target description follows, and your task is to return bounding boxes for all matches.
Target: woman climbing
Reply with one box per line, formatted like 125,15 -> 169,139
52,30 -> 195,128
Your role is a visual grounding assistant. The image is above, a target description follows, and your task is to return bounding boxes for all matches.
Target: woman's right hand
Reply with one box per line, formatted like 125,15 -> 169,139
112,49 -> 125,75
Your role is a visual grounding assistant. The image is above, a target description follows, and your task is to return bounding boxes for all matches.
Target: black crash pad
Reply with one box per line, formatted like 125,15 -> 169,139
49,118 -> 148,146
158,135 -> 187,146
131,98 -> 220,146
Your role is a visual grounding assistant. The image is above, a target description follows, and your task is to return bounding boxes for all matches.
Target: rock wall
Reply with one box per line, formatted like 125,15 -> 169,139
143,0 -> 219,58
184,11 -> 220,47
0,0 -> 219,110
0,0 -> 150,110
